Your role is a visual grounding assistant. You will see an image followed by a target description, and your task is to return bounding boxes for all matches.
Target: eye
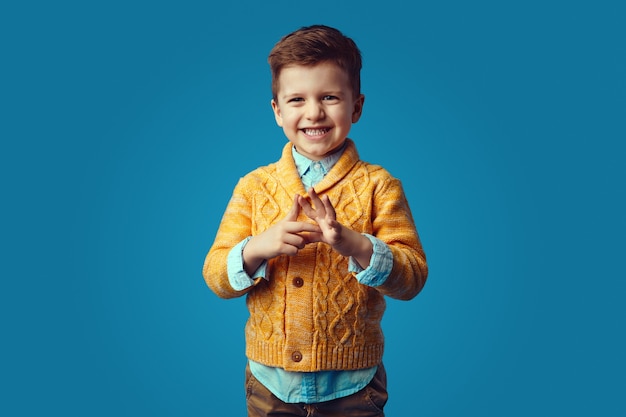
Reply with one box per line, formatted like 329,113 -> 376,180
322,95 -> 339,101
288,97 -> 304,103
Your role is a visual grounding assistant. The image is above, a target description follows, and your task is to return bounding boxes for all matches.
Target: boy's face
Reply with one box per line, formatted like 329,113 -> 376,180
271,62 -> 364,161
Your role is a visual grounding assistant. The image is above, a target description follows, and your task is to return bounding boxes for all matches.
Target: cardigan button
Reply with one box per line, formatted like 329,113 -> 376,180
291,351 -> 303,362
292,277 -> 304,287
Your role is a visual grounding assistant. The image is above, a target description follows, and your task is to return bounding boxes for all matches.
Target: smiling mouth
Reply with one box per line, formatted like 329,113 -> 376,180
302,128 -> 331,136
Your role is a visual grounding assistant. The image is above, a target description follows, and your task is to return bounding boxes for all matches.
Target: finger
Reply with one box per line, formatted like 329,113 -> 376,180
284,194 -> 301,222
301,231 -> 324,244
283,233 -> 307,250
297,194 -> 316,218
321,195 -> 336,220
307,187 -> 324,210
284,221 -> 321,234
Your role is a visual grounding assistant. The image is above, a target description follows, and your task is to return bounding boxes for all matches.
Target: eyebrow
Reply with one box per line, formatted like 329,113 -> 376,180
281,91 -> 343,100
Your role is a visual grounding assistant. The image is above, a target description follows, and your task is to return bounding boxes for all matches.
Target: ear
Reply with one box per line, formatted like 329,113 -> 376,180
271,99 -> 283,127
351,94 -> 365,123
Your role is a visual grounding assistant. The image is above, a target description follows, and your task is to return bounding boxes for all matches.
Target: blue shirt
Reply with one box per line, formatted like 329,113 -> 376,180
227,143 -> 393,403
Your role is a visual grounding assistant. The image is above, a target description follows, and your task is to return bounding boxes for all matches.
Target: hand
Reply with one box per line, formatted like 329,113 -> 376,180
242,194 -> 321,275
297,187 -> 342,247
298,188 -> 373,268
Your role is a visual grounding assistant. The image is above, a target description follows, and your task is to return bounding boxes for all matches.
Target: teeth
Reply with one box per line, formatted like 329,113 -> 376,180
304,128 -> 328,136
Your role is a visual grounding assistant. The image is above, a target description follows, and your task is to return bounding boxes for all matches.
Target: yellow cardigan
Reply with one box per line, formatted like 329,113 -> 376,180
203,139 -> 427,372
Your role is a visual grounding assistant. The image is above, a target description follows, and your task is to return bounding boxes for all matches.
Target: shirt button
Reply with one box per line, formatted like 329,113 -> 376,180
292,277 -> 304,287
292,351 -> 303,362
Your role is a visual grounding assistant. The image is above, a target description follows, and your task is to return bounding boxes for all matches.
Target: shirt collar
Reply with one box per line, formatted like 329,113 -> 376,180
292,142 -> 346,178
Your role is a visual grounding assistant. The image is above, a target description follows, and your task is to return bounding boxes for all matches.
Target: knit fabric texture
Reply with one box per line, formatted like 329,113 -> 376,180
203,139 -> 427,372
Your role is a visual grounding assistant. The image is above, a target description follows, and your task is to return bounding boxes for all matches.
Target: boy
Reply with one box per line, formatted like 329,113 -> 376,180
203,25 -> 428,416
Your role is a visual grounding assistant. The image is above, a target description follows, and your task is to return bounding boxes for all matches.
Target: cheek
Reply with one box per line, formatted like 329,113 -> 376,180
337,110 -> 354,127
280,112 -> 299,127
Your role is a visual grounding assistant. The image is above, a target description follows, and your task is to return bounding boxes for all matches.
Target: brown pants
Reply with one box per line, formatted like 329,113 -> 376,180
245,363 -> 388,417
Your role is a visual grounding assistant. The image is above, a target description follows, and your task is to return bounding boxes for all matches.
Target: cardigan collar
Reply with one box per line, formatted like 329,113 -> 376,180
276,138 -> 361,197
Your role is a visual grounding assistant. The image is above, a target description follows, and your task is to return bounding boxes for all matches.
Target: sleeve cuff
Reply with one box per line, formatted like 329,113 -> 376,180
227,237 -> 268,291
349,234 -> 393,287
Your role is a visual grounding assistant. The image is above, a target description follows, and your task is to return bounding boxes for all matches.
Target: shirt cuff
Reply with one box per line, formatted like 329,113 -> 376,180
349,234 -> 393,287
227,237 -> 268,291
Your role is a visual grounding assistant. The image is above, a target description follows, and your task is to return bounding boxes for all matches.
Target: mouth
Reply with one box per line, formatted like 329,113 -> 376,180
301,127 -> 331,137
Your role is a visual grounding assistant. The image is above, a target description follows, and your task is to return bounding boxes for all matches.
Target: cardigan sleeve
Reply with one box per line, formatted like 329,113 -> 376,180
203,177 -> 260,299
370,176 -> 428,300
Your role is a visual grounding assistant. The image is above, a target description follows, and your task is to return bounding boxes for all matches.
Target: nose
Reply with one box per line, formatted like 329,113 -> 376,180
305,101 -> 324,120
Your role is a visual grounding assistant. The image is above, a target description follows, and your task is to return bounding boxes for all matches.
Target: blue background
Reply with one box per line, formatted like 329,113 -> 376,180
2,1 -> 624,416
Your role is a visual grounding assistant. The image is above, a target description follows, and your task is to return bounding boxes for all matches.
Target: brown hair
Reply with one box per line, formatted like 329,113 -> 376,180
268,25 -> 362,100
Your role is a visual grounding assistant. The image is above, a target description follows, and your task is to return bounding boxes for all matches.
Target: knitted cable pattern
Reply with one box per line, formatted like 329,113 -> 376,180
203,139 -> 427,371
